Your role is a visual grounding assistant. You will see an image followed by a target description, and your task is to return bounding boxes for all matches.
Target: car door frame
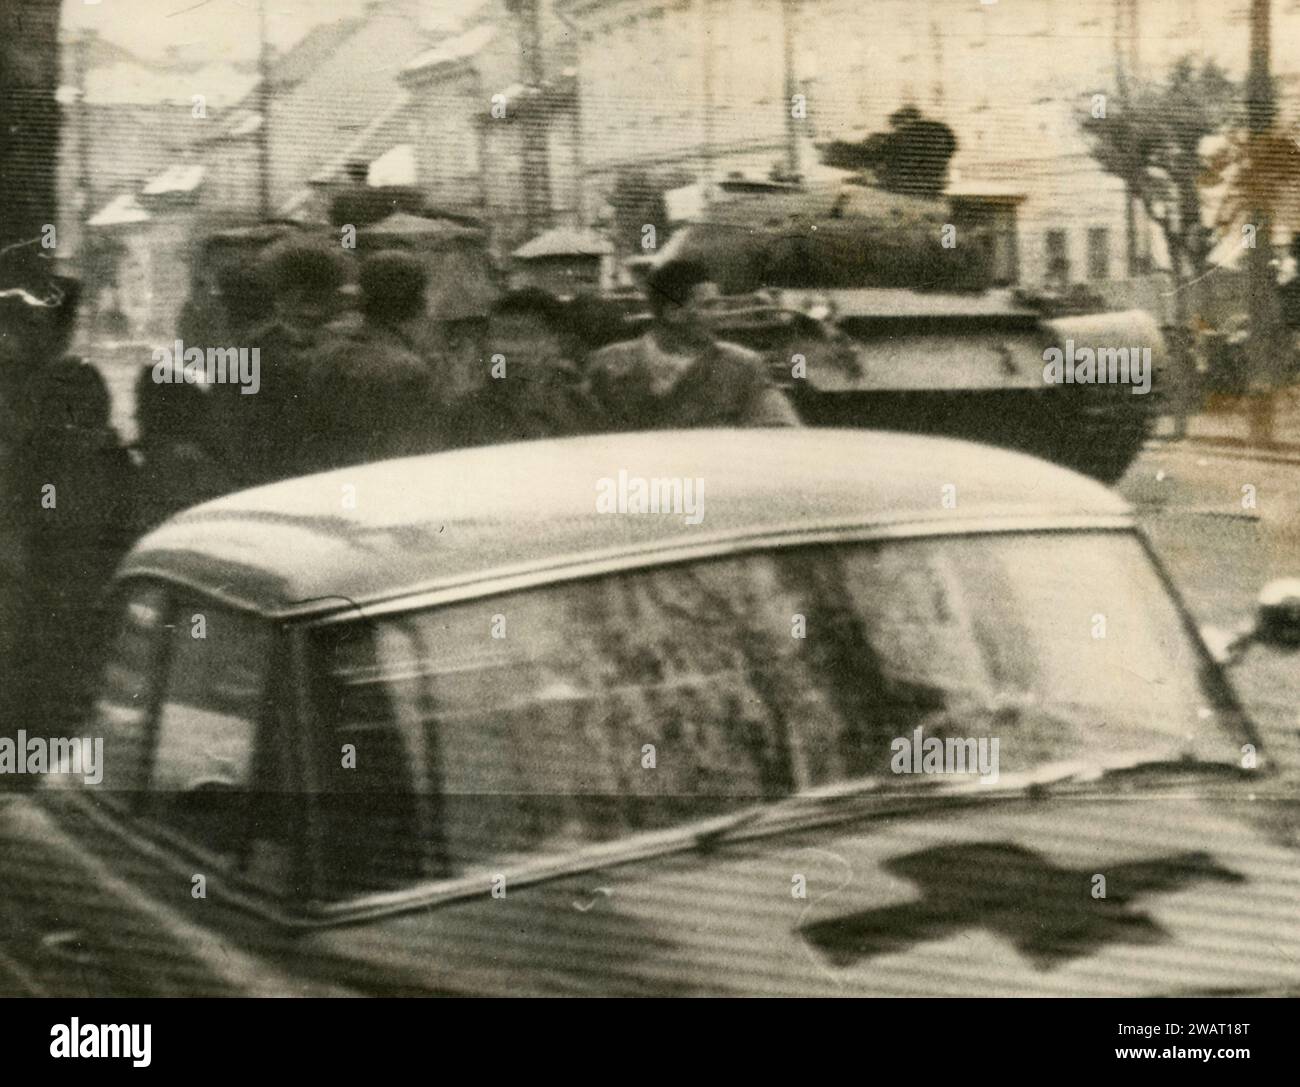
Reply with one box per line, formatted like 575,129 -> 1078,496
59,574 -> 318,931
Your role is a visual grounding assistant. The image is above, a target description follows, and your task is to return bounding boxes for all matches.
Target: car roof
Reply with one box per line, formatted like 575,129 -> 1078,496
120,429 -> 1133,619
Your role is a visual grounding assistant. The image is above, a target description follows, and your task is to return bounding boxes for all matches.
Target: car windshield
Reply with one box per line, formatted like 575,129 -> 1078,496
307,530 -> 1246,894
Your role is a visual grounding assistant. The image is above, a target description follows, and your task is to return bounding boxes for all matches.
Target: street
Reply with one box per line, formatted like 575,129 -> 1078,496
1121,440 -> 1300,774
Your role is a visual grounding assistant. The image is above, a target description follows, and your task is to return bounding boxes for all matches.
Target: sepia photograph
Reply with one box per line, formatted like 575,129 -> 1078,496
1,0 -> 1298,1051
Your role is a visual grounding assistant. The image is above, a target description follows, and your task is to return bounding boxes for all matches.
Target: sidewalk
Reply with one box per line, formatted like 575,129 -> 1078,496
1151,387 -> 1300,455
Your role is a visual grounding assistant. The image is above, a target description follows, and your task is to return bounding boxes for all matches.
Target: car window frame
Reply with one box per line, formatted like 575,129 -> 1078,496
84,575 -> 312,910
290,522 -> 1261,921
88,577 -> 173,804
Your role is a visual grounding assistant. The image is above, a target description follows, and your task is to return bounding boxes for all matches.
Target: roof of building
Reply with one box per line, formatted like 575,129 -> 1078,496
360,211 -> 482,240
120,429 -> 1131,619
142,164 -> 206,197
205,107 -> 263,143
367,143 -> 416,187
401,24 -> 495,76
268,17 -> 365,90
210,5 -> 427,148
513,227 -> 615,259
81,60 -> 255,107
304,92 -> 413,187
87,193 -> 151,227
486,74 -> 578,115
198,20 -> 364,141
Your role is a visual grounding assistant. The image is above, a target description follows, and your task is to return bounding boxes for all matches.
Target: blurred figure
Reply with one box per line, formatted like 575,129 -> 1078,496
303,250 -> 447,470
207,238 -> 346,487
4,276 -> 137,732
132,262 -> 263,527
450,288 -> 604,448
133,359 -> 226,529
562,291 -> 635,364
586,260 -> 799,430
0,287 -> 49,736
351,247 -> 449,372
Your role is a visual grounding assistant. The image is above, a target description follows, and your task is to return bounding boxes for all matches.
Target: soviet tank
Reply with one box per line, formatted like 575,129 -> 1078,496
646,183 -> 1159,484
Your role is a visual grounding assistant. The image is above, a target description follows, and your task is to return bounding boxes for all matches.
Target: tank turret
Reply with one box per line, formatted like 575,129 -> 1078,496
631,184 -> 1155,483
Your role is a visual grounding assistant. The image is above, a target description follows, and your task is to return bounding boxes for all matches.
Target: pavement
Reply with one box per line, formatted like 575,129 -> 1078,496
1150,386 -> 1300,459
1120,440 -> 1300,778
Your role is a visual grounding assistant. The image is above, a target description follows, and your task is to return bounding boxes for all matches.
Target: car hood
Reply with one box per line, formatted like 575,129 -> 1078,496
345,784 -> 1300,996
6,784 -> 1298,996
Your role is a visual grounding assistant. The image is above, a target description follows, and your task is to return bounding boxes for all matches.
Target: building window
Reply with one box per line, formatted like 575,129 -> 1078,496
1045,228 -> 1070,289
1087,226 -> 1111,281
987,207 -> 1020,286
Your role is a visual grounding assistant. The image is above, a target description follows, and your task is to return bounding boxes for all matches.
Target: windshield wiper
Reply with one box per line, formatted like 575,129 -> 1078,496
690,804 -> 773,851
1096,757 -> 1255,780
1024,751 -> 1256,792
690,769 -> 1009,851
690,779 -> 893,850
689,752 -> 1256,850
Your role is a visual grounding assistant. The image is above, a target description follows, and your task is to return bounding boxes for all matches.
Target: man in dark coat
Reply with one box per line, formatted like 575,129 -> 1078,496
206,238 -> 346,487
2,275 -> 137,733
449,288 -> 603,448
585,259 -> 799,430
303,250 -> 447,470
16,359 -> 138,726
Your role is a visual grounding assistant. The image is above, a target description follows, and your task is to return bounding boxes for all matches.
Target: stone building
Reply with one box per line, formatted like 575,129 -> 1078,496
399,1 -> 580,258
556,0 -> 1300,295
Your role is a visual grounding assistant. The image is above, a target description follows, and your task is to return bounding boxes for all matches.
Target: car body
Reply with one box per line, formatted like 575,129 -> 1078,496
1,429 -> 1298,996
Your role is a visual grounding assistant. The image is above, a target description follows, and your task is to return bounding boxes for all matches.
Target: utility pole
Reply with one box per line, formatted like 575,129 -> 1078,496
512,0 -> 552,239
552,6 -> 584,226
75,30 -> 92,264
929,18 -> 944,110
1246,0 -> 1277,445
257,0 -> 271,220
1114,0 -> 1139,276
781,0 -> 800,181
700,0 -> 714,195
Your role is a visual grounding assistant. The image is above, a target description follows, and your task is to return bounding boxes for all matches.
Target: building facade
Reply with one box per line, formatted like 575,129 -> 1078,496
400,1 -> 580,257
558,0 -> 1300,293
202,0 -> 432,218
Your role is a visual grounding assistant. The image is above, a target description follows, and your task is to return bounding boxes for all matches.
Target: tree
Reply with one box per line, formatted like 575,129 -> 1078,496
1202,116 -> 1300,244
1081,57 -> 1238,289
819,106 -> 957,198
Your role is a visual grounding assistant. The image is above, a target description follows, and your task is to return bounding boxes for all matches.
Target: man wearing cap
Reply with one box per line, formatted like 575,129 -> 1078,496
207,238 -> 346,487
302,249 -> 447,471
450,287 -> 603,448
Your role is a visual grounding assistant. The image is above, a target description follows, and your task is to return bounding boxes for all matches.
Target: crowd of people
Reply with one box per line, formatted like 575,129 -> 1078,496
137,245 -> 799,520
1,245 -> 798,734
